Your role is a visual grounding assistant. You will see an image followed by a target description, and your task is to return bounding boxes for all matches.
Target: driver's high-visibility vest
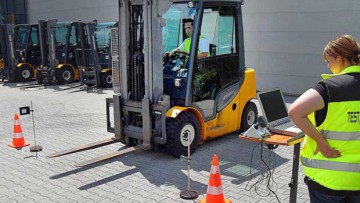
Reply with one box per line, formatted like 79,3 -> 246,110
183,36 -> 210,56
301,65 -> 360,191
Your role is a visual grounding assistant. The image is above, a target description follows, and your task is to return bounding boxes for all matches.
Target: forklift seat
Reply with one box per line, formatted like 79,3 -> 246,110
209,43 -> 216,57
193,99 -> 215,118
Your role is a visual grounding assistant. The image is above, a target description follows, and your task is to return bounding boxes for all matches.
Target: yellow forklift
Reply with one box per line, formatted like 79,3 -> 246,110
50,0 -> 257,167
0,23 -> 40,82
36,20 -> 88,85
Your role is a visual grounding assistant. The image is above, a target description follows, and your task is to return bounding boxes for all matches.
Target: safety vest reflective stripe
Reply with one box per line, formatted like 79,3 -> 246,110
322,131 -> 360,141
302,157 -> 360,172
13,132 -> 23,138
210,165 -> 220,174
207,185 -> 223,195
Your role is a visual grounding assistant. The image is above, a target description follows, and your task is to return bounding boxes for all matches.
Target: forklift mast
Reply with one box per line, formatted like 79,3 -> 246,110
38,20 -> 56,75
0,24 -> 9,81
76,21 -> 117,87
4,24 -> 16,82
115,0 -> 165,101
109,0 -> 168,146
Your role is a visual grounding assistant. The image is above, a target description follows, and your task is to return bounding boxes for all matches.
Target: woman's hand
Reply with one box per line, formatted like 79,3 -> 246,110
289,89 -> 341,158
315,138 -> 341,158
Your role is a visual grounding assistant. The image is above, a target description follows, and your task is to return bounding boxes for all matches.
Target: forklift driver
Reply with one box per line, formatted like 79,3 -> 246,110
169,20 -> 209,59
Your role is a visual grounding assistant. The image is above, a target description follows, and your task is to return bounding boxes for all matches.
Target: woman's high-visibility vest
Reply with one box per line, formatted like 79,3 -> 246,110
301,65 -> 360,191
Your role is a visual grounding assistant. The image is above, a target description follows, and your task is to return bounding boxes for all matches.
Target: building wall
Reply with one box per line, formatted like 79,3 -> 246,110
27,0 -> 360,95
242,0 -> 360,95
27,0 -> 118,23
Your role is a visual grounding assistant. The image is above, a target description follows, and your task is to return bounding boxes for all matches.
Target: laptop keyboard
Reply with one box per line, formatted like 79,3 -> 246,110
275,121 -> 295,129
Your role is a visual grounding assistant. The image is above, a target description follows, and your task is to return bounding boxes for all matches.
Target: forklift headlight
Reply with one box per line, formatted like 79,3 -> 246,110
174,78 -> 182,87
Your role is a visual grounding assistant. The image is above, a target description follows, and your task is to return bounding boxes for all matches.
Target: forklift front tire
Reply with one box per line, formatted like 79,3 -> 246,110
101,71 -> 113,88
166,111 -> 200,158
17,65 -> 34,82
57,67 -> 74,84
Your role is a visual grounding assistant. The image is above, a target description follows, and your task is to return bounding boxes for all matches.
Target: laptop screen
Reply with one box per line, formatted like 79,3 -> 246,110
258,89 -> 289,123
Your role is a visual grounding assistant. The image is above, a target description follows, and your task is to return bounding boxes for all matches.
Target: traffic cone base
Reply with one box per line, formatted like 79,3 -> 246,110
8,142 -> 30,148
199,198 -> 232,203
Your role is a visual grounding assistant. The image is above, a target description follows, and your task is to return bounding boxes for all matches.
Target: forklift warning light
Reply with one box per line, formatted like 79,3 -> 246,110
19,106 -> 31,115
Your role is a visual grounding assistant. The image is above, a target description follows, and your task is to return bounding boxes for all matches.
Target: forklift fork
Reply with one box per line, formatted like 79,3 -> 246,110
48,136 -> 152,167
48,97 -> 153,167
48,137 -> 120,158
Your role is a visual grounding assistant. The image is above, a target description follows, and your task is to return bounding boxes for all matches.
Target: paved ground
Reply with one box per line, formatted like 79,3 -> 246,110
0,81 -> 310,203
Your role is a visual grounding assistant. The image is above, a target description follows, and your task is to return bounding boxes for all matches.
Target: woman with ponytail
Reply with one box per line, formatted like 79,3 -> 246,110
289,35 -> 360,203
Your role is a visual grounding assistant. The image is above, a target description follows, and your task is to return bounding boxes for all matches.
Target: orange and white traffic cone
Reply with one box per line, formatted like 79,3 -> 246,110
8,113 -> 30,149
199,154 -> 232,203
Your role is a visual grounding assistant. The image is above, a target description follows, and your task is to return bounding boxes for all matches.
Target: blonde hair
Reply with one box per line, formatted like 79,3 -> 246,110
323,34 -> 360,65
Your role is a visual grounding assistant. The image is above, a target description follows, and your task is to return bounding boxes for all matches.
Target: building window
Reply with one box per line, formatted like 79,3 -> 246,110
0,0 -> 27,24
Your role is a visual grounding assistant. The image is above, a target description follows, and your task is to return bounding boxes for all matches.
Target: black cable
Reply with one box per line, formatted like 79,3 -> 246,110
246,142 -> 271,197
245,142 -> 262,192
260,141 -> 281,203
269,148 -> 279,191
245,140 -> 282,203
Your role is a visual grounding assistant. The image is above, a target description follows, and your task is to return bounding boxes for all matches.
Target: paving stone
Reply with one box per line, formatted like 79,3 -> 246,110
28,194 -> 48,202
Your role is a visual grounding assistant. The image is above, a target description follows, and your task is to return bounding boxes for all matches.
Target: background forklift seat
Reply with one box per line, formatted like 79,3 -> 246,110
209,43 -> 216,57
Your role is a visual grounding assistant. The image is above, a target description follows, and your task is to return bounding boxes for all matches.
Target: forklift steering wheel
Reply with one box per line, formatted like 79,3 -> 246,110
172,50 -> 189,57
163,50 -> 189,66
171,51 -> 189,64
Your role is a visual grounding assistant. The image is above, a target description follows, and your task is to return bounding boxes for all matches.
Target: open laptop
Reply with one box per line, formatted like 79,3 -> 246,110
257,88 -> 303,137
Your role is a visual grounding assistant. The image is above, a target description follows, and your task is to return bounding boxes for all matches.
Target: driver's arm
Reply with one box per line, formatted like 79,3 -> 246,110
169,42 -> 184,55
198,38 -> 209,59
198,52 -> 208,59
169,48 -> 180,55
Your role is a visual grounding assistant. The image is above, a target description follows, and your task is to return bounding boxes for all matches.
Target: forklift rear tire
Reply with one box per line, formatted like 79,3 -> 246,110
57,67 -> 74,84
241,101 -> 258,131
17,65 -> 34,82
166,111 -> 200,158
100,71 -> 113,88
